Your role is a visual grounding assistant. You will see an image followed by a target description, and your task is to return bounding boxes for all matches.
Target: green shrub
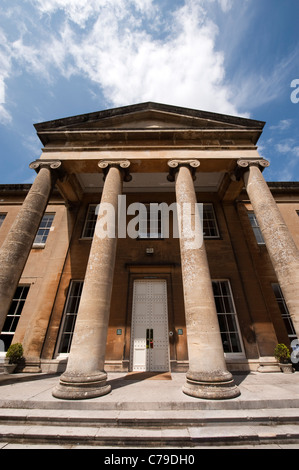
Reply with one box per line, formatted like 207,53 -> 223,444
6,343 -> 23,364
274,343 -> 290,363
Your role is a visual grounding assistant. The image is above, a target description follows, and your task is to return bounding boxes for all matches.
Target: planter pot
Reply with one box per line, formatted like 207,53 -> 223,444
3,360 -> 17,374
279,362 -> 294,374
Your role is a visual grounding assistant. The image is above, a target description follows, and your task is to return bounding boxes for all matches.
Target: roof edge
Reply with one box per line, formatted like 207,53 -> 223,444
34,101 -> 266,131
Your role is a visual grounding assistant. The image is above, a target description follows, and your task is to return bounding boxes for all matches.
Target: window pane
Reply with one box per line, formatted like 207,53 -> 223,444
59,334 -> 72,354
203,204 -> 219,238
272,283 -> 297,339
212,280 -> 242,353
0,285 -> 30,351
212,281 -> 222,296
223,295 -> 234,313
214,296 -> 225,313
0,214 -> 6,228
58,281 -> 83,354
82,205 -> 97,238
230,333 -> 242,352
248,212 -> 265,245
283,317 -> 296,337
226,313 -> 238,332
217,314 -> 226,331
2,317 -> 13,332
33,214 -> 54,245
221,332 -> 230,353
63,314 -> 77,334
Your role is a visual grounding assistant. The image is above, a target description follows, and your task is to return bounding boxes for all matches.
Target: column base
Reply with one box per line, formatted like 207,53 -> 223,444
52,371 -> 111,400
182,370 -> 240,400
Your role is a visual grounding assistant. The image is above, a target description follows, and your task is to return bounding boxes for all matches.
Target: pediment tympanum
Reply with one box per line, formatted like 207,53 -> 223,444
34,102 -> 265,148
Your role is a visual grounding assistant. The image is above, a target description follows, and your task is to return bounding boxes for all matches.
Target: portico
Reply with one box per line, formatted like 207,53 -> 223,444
1,102 -> 298,400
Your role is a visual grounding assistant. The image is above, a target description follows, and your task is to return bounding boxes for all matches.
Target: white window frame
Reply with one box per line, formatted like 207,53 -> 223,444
56,280 -> 83,357
0,285 -> 30,356
81,204 -> 98,239
212,279 -> 245,357
248,211 -> 265,245
32,213 -> 55,248
272,283 -> 297,340
202,203 -> 220,239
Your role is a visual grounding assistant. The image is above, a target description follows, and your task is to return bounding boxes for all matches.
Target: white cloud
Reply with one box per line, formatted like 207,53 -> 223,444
216,0 -> 233,12
0,103 -> 12,125
37,0 -> 238,115
269,119 -> 292,131
231,48 -> 299,113
3,0 -> 292,125
0,29 -> 12,123
30,0 -> 156,26
0,0 -> 239,118
276,139 -> 299,157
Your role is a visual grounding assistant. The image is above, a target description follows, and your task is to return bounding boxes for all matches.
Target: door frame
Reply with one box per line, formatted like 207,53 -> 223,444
130,278 -> 169,372
124,266 -> 175,372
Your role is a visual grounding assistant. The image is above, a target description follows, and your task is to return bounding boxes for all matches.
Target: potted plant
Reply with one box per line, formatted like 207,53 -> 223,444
4,343 -> 23,374
274,343 -> 293,373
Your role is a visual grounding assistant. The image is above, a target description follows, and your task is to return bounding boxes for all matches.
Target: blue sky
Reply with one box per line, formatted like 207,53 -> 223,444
0,0 -> 298,184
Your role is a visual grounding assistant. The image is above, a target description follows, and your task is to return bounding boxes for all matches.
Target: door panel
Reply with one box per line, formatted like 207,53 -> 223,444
131,280 -> 169,372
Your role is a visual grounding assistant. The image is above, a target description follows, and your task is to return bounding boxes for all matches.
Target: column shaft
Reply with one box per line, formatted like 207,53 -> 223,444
53,165 -> 122,399
19,207 -> 76,372
0,161 -> 60,333
243,162 -> 299,338
175,165 -> 240,399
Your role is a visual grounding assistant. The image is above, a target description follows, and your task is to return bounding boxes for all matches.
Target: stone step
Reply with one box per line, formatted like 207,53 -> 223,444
1,397 -> 299,411
0,421 -> 299,447
0,408 -> 299,428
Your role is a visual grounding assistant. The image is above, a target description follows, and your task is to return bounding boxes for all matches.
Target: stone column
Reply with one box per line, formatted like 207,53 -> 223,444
19,206 -> 77,373
53,160 -> 131,400
238,159 -> 299,339
0,160 -> 62,334
168,160 -> 240,399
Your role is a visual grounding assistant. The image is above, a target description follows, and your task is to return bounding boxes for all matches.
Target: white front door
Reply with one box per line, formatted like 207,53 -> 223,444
131,279 -> 169,372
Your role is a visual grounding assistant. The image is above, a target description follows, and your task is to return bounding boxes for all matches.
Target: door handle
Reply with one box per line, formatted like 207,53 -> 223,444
146,329 -> 154,349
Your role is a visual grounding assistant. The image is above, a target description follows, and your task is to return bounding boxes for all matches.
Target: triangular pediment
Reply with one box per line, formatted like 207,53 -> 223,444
34,102 -> 265,133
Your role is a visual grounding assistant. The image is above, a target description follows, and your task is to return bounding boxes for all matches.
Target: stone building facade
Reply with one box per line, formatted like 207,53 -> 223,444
0,102 -> 298,400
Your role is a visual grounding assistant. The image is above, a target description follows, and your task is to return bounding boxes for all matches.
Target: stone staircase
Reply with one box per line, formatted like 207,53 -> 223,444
1,372 -> 299,448
0,406 -> 299,447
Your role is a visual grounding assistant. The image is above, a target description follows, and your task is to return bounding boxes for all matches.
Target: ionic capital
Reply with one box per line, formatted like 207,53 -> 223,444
167,159 -> 200,182
234,158 -> 270,181
98,160 -> 132,182
29,160 -> 64,180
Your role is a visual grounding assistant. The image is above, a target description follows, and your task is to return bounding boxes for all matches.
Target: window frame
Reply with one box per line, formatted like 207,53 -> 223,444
56,280 -> 84,356
202,203 -> 220,239
81,204 -> 98,239
247,211 -> 265,245
212,279 -> 244,357
32,213 -> 55,248
272,283 -> 297,340
0,213 -> 6,229
0,285 -> 30,352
